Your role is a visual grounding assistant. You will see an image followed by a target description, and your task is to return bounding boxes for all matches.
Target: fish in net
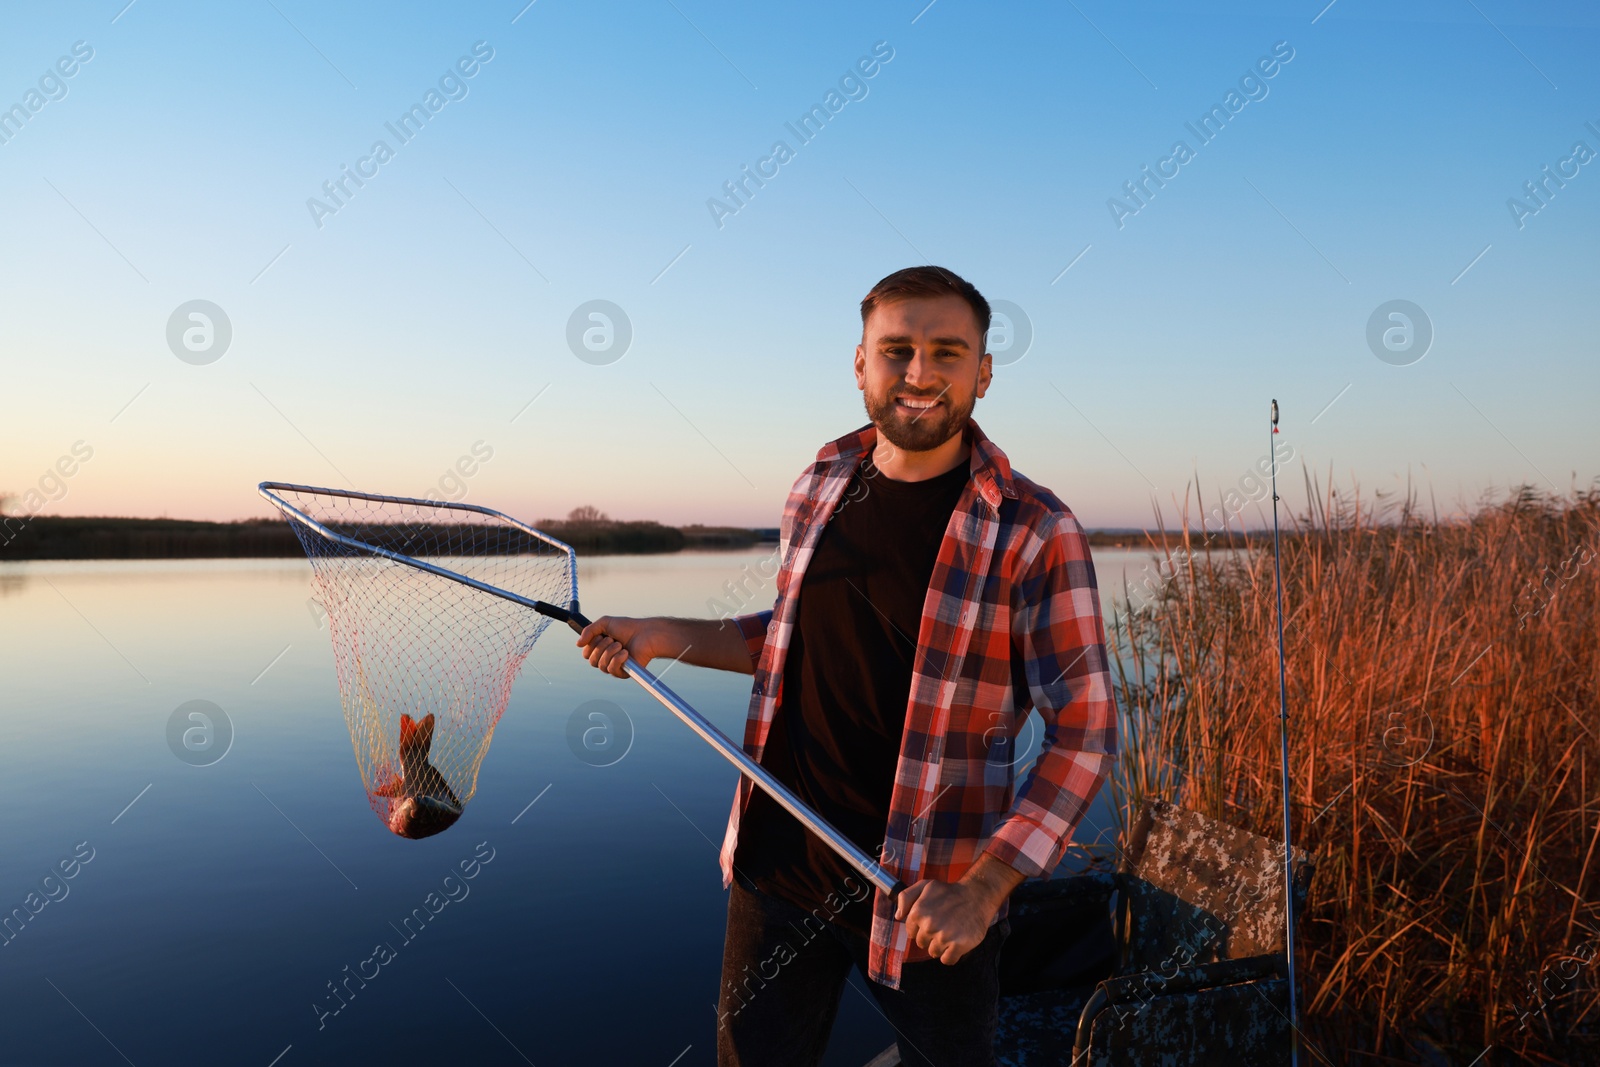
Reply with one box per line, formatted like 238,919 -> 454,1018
261,483 -> 574,839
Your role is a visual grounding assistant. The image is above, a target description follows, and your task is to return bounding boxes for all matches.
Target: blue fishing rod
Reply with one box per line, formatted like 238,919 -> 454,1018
1270,398 -> 1300,1065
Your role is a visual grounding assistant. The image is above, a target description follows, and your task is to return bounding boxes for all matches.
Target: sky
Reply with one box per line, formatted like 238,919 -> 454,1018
1,0 -> 1596,529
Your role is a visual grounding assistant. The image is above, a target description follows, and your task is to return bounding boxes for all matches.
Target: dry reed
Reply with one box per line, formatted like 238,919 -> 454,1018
1106,473 -> 1600,1063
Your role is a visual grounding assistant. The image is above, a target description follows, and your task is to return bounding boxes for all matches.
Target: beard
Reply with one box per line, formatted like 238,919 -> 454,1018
863,383 -> 975,452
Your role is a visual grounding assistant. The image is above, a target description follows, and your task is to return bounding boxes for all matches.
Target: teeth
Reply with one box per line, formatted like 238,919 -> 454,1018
898,397 -> 936,408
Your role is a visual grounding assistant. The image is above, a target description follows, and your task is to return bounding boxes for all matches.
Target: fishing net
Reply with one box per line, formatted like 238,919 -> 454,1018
262,485 -> 576,839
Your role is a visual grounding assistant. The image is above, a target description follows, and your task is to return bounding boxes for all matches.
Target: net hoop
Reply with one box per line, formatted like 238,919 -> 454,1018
259,481 -> 580,610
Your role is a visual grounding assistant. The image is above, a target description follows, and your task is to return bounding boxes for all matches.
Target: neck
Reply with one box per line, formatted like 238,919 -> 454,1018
871,425 -> 970,482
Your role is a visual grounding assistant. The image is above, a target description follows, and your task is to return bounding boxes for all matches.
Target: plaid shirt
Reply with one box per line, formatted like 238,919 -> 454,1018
719,419 -> 1117,990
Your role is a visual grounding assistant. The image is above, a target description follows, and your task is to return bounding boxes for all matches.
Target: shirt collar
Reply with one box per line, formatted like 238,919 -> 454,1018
816,419 -> 1017,510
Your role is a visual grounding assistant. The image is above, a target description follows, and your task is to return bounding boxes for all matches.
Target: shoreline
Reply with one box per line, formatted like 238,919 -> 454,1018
0,515 -> 1248,561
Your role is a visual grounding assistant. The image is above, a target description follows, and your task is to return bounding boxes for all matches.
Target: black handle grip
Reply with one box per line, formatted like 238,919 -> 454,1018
532,600 -> 591,633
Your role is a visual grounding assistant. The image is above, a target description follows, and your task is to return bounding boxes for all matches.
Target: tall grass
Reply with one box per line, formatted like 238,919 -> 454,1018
1106,474 -> 1600,1062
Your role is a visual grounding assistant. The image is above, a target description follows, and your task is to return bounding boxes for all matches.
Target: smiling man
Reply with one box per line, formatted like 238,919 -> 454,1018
577,266 -> 1116,1067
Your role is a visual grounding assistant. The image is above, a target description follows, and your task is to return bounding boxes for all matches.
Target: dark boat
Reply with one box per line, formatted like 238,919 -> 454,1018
863,801 -> 1310,1066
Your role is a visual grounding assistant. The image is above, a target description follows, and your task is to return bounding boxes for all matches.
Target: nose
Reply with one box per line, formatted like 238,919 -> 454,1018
903,349 -> 937,390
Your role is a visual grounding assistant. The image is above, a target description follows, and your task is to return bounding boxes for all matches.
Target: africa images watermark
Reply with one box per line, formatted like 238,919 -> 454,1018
306,42 -> 496,229
706,41 -> 896,229
719,869 -> 873,1031
1107,40 -> 1296,229
0,841 -> 96,949
707,545 -> 784,623
167,299 -> 233,365
1511,929 -> 1600,1034
311,840 -> 496,1029
1515,531 -> 1596,629
566,699 -> 635,767
0,439 -> 95,550
1105,872 -> 1273,1032
1506,118 -> 1600,230
1119,437 -> 1297,617
0,40 -> 94,147
403,439 -> 496,511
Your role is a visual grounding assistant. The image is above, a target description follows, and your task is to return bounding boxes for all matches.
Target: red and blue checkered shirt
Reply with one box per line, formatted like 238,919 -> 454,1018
719,419 -> 1117,989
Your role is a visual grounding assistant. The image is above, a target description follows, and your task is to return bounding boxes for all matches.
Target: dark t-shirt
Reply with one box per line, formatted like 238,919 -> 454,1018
732,456 -> 970,938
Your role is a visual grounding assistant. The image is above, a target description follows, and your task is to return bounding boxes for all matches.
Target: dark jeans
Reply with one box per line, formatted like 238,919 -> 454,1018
716,873 -> 1009,1067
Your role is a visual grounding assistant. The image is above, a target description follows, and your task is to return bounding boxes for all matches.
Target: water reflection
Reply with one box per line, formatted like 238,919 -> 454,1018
0,547 -> 1159,1065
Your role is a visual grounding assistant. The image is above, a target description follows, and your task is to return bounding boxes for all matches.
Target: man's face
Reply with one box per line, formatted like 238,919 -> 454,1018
855,294 -> 992,452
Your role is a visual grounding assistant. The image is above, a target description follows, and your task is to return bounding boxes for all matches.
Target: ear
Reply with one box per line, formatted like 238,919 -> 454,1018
853,343 -> 867,392
975,350 -> 993,400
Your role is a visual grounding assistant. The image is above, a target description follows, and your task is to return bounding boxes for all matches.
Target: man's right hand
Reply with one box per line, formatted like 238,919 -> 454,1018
576,616 -> 659,678
574,614 -> 760,678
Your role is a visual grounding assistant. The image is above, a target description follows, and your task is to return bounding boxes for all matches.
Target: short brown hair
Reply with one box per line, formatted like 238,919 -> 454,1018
859,266 -> 991,341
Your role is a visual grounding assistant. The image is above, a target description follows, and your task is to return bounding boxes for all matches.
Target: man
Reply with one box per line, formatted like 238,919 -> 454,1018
577,266 -> 1116,1066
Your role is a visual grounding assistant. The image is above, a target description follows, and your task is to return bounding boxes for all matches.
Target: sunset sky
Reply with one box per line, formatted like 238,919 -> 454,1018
2,0 -> 1595,529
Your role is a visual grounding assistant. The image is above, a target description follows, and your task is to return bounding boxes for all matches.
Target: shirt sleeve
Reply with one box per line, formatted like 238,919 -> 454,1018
731,610 -> 773,672
980,511 -> 1118,879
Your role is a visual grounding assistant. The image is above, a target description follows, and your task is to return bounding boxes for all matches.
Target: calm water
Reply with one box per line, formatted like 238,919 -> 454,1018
0,548 -> 1154,1066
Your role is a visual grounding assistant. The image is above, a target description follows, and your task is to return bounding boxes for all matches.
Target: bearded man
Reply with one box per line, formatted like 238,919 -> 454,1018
577,266 -> 1116,1067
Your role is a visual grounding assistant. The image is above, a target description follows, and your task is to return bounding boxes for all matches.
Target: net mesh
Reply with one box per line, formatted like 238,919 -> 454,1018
266,487 -> 575,839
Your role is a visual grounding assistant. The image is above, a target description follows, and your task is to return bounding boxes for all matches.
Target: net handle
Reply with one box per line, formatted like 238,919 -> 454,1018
560,608 -> 908,901
259,480 -> 906,899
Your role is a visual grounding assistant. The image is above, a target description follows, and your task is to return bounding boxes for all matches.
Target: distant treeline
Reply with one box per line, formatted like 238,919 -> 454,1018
1082,529 -> 1248,549
2,517 -> 304,559
533,520 -> 766,554
0,515 -> 1236,560
0,516 -> 774,560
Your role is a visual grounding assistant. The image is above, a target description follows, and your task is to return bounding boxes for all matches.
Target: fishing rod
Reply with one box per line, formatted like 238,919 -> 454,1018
1270,398 -> 1300,1066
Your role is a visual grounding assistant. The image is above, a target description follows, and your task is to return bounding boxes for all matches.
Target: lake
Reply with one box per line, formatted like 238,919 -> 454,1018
0,548 -> 1158,1066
